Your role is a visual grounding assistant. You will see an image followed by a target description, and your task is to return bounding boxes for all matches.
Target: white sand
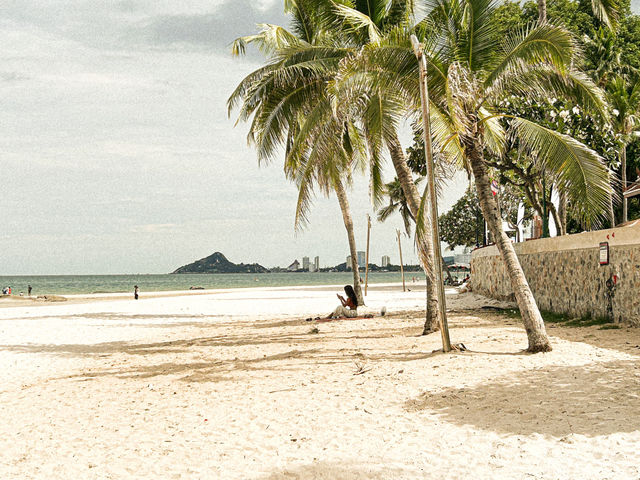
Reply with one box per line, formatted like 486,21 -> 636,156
0,284 -> 638,479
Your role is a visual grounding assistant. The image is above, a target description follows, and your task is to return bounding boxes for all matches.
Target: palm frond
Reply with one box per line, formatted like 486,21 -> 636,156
590,0 -> 619,29
332,2 -> 383,43
377,202 -> 400,222
487,64 -> 608,119
231,24 -> 304,58
478,106 -> 505,157
511,117 -> 614,227
459,0 -> 499,69
486,22 -> 574,88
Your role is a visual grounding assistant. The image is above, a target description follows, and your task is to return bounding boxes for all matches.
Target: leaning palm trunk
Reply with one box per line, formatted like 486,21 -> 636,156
387,133 -> 439,334
335,179 -> 365,306
465,137 -> 552,352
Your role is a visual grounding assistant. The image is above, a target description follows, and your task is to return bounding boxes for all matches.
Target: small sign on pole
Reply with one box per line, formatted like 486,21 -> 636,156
599,242 -> 609,265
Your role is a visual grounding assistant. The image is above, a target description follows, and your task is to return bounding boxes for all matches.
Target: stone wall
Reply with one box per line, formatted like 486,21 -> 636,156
471,222 -> 640,325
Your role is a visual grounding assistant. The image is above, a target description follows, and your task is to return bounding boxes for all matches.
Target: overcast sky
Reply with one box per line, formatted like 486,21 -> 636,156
5,0 -> 629,274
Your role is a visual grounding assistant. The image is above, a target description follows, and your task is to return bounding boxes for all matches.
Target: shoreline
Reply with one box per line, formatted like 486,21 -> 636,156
0,281 -> 431,308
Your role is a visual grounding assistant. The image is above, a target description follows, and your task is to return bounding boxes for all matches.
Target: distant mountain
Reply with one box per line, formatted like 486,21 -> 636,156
171,252 -> 269,274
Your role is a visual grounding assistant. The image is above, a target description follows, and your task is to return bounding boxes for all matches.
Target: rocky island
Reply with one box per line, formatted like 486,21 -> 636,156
171,252 -> 269,274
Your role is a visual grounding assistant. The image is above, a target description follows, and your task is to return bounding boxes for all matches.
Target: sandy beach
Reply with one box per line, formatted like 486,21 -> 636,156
0,283 -> 638,479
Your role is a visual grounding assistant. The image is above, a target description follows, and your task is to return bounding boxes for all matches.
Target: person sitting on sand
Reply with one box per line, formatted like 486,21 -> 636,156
327,285 -> 358,319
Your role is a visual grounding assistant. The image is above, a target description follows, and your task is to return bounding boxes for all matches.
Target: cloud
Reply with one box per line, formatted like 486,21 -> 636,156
0,0 -> 289,56
129,0 -> 289,55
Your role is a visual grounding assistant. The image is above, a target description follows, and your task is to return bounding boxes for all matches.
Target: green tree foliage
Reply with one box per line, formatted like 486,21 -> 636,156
439,189 -> 484,249
468,0 -> 640,227
439,185 -> 533,249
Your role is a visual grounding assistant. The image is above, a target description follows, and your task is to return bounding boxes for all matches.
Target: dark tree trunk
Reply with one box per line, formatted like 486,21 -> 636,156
387,132 -> 439,334
465,136 -> 552,352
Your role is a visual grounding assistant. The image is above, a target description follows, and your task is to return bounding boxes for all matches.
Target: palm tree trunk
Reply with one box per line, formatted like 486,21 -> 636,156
387,132 -> 439,334
334,178 -> 364,306
622,144 -> 628,224
538,0 -> 547,22
465,137 -> 552,352
443,261 -> 454,285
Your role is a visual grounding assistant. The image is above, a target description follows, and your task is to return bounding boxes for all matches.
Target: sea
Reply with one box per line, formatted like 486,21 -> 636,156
0,272 -> 432,296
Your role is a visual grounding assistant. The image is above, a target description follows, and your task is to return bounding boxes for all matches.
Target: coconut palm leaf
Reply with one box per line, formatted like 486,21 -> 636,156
485,22 -> 574,87
377,177 -> 423,234
285,0 -> 322,43
491,66 -> 608,119
511,117 -> 613,226
478,107 -> 505,157
231,24 -> 304,57
457,0 -> 499,69
590,0 -> 619,29
608,74 -> 640,136
332,2 -> 383,42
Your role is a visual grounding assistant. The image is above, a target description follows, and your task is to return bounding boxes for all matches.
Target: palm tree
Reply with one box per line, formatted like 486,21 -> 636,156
227,1 -> 368,304
377,177 -> 423,236
378,173 -> 457,288
537,0 -> 619,26
426,2 -> 612,351
608,74 -> 640,223
324,0 -> 443,333
233,0 -> 444,332
337,0 -> 613,352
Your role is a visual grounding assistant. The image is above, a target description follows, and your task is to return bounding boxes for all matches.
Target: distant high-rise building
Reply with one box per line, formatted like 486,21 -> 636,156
302,256 -> 310,271
381,255 -> 390,267
347,252 -> 366,269
314,256 -> 319,271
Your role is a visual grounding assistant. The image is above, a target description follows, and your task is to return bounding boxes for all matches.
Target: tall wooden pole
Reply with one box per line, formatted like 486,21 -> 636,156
364,214 -> 371,296
397,229 -> 405,292
410,35 -> 451,352
622,145 -> 628,224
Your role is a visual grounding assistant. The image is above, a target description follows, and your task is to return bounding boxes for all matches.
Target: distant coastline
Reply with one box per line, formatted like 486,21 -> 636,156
171,251 -> 423,275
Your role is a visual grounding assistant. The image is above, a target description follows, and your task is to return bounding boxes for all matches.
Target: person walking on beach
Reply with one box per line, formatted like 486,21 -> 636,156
28,285 -> 32,296
327,285 -> 358,319
134,285 -> 139,300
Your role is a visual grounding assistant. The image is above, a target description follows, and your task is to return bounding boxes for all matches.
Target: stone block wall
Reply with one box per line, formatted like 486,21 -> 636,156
471,223 -> 640,325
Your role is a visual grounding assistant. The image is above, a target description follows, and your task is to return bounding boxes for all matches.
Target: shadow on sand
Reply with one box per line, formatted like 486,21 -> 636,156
258,461 -> 424,480
406,359 -> 640,437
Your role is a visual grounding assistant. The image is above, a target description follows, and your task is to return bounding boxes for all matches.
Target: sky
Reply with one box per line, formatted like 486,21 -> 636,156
10,0 -> 630,274
0,0 -> 473,275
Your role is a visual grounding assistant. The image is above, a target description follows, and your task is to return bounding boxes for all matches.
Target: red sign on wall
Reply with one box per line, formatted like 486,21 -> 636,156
599,242 -> 609,265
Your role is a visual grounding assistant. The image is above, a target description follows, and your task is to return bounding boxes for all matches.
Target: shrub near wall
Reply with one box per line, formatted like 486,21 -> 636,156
471,222 -> 640,325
